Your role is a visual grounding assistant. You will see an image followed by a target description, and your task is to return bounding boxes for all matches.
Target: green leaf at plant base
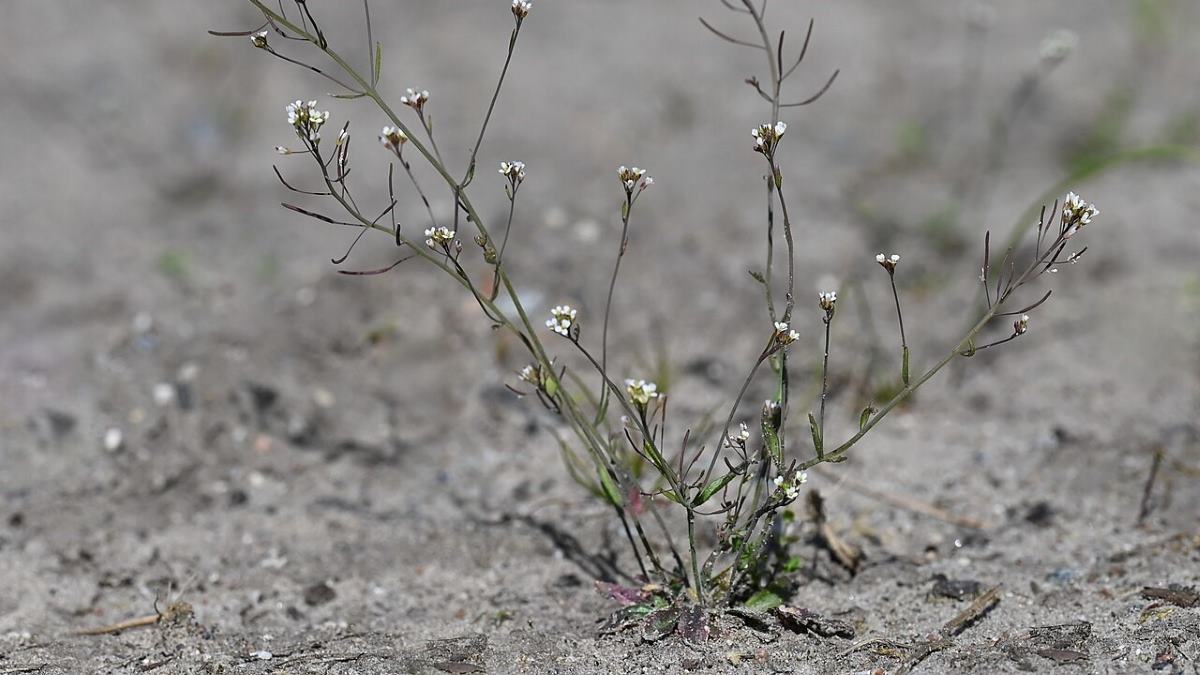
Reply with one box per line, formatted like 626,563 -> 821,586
641,605 -> 682,642
742,589 -> 785,612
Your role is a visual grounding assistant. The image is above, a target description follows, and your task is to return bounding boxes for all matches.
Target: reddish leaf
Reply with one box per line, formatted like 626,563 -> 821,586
595,581 -> 649,607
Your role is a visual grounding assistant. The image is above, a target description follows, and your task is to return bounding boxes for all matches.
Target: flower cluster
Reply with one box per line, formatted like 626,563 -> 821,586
617,166 -> 653,194
752,121 -> 787,156
499,161 -> 526,188
400,88 -> 430,112
773,321 -> 800,346
511,0 -> 532,19
286,99 -> 330,143
518,364 -> 540,385
773,470 -> 808,501
875,252 -> 901,274
1060,191 -> 1098,239
724,421 -> 751,449
424,226 -> 455,248
250,30 -> 269,49
379,126 -> 408,152
1014,314 -> 1030,335
546,305 -> 577,336
625,379 -> 660,407
818,290 -> 837,313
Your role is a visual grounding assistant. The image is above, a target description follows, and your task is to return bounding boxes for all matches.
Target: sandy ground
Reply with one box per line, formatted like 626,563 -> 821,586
1,1 -> 1199,673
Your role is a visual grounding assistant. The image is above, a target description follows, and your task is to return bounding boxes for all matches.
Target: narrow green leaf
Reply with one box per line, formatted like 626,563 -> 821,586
901,345 -> 911,386
373,42 -> 383,84
808,411 -> 823,457
742,589 -> 784,612
597,468 -> 623,507
858,406 -> 876,431
693,472 -> 736,507
661,490 -> 685,505
761,402 -> 783,467
330,91 -> 367,100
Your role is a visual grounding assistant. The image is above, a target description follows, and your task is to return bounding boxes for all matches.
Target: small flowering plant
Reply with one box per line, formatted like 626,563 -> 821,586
216,0 -> 1100,642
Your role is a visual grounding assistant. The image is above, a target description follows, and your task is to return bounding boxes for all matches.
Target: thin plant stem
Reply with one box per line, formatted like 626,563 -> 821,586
598,193 -> 634,414
818,314 -> 832,432
889,274 -> 907,349
462,24 -> 522,187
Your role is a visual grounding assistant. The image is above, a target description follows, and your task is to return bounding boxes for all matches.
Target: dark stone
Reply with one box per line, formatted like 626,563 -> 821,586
246,382 -> 279,413
303,581 -> 337,606
930,574 -> 983,600
1024,501 -> 1055,527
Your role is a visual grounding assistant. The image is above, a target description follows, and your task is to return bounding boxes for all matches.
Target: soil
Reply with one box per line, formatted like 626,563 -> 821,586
2,2 -> 1198,673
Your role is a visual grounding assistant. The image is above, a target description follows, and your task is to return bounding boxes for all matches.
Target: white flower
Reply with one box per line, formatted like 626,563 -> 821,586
512,0 -> 532,19
875,253 -> 900,273
1014,314 -> 1030,335
274,145 -> 290,155
625,379 -> 659,406
773,471 -> 806,500
725,421 -> 752,448
1060,191 -> 1098,237
250,30 -> 269,49
499,161 -> 527,184
546,305 -> 577,336
424,226 -> 455,248
518,364 -> 538,384
752,121 -> 787,154
400,88 -> 430,111
617,165 -> 651,193
380,126 -> 407,151
1039,29 -> 1078,66
773,321 -> 799,345
818,291 -> 837,312
285,99 -> 329,143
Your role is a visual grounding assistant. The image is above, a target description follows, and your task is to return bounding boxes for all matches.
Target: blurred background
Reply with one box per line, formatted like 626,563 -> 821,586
1,0 -> 1198,670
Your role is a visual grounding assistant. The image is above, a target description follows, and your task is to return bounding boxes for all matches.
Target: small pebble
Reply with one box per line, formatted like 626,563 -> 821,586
153,382 -> 175,406
178,362 -> 200,381
312,387 -> 335,409
103,427 -> 124,452
132,312 -> 154,334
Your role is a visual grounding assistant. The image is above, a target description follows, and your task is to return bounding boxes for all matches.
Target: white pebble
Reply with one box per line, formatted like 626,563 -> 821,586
103,427 -> 124,452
